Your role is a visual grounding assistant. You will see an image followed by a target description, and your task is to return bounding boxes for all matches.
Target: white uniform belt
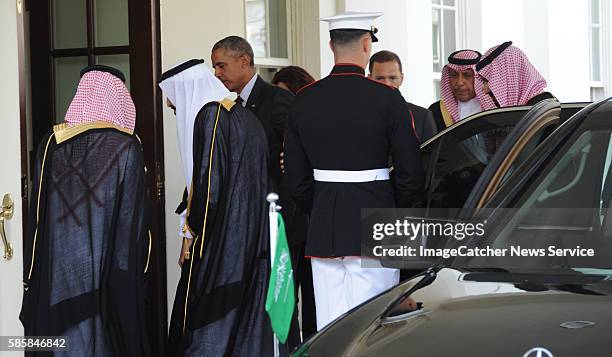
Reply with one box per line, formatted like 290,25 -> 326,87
313,168 -> 390,183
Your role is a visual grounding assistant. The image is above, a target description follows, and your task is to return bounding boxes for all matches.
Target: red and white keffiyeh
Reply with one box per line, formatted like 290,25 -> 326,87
476,42 -> 547,111
440,50 -> 489,122
65,70 -> 136,132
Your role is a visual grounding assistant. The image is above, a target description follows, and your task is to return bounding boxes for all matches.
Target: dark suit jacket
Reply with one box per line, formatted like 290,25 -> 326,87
244,76 -> 307,246
245,75 -> 294,187
407,102 -> 438,143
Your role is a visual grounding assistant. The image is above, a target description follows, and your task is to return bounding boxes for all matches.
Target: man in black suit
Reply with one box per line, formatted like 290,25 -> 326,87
211,36 -> 292,188
368,50 -> 437,143
211,36 -> 303,347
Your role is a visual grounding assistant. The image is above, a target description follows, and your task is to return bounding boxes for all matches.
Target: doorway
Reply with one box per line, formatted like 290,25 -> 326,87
26,0 -> 167,354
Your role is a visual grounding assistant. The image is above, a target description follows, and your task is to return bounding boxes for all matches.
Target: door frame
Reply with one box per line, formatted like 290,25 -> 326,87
26,0 -> 167,354
18,0 -> 28,236
474,106 -> 561,210
127,0 -> 168,354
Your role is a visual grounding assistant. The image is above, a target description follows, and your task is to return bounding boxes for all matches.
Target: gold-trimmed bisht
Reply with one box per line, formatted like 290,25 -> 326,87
25,122 -> 137,291
182,101 -> 227,334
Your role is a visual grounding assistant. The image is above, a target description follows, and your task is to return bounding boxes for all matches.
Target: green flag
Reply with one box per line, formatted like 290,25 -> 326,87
265,213 -> 295,343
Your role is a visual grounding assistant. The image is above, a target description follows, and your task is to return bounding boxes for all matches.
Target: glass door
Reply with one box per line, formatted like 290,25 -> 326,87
51,0 -> 131,122
29,0 -> 167,355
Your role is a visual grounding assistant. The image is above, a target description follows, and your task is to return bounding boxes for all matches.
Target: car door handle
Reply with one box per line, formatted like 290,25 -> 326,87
1,193 -> 14,260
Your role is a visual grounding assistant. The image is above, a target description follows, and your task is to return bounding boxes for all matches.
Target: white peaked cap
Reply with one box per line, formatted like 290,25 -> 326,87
320,11 -> 383,41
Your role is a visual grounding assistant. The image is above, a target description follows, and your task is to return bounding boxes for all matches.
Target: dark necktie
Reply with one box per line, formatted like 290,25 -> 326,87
235,96 -> 244,105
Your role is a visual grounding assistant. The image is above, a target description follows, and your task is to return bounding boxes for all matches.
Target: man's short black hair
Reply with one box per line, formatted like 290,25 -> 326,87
212,36 -> 255,67
369,50 -> 403,73
330,29 -> 370,47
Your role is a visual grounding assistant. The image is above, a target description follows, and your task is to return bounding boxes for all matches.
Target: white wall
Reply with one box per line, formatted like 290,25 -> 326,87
339,0 -> 595,107
606,0 -> 612,97
464,0 -> 596,102
479,0 -> 551,90
403,0 -> 436,107
0,0 -> 26,344
342,0 -> 434,107
477,0 -> 593,102
463,0 -> 483,51
317,0 -> 340,77
546,0 -> 591,101
342,0 -> 605,105
480,0 -> 526,50
159,0 -> 246,323
292,0 -> 325,78
522,0 -> 550,83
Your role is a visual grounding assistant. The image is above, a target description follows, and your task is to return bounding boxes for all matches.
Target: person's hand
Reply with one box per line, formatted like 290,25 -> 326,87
280,151 -> 285,174
398,296 -> 419,311
178,238 -> 194,267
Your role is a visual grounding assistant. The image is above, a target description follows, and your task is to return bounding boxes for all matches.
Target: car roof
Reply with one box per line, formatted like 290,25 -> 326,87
420,102 -> 591,148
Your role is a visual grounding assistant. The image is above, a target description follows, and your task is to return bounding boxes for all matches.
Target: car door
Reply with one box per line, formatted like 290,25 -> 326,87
420,100 -> 588,220
460,98 -> 612,271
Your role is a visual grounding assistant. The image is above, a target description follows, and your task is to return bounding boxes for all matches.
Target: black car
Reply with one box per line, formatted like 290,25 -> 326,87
294,98 -> 612,356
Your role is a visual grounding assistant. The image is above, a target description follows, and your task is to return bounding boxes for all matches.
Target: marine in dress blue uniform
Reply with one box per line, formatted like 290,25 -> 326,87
285,11 -> 424,330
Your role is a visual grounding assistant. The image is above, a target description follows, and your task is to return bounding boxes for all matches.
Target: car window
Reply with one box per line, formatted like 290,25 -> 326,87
422,109 -> 528,219
499,104 -> 587,186
455,104 -> 612,272
421,104 -> 586,220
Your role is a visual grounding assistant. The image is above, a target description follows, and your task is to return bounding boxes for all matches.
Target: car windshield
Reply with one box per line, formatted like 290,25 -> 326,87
451,101 -> 612,275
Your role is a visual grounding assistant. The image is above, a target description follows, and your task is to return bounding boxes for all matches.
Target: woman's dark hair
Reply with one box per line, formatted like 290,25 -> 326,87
271,66 -> 316,94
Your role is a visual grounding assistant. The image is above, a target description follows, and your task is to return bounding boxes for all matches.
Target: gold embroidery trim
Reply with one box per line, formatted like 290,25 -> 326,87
25,133 -> 55,290
182,236 -> 198,333
53,121 -> 133,144
184,178 -> 196,238
144,230 -> 152,273
198,103 -> 222,259
182,102 -> 223,333
440,100 -> 455,128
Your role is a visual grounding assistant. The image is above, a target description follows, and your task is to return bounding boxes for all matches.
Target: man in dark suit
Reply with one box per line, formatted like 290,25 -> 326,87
211,36 -> 303,347
211,36 -> 292,188
368,50 -> 437,143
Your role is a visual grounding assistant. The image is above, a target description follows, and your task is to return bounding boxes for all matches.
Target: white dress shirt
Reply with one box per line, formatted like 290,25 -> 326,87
237,73 -> 259,107
458,97 -> 482,120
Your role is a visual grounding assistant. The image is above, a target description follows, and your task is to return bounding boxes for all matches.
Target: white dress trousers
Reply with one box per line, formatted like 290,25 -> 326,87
311,257 -> 399,330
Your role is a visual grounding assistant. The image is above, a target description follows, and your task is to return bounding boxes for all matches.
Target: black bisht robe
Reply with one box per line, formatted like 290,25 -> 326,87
168,100 -> 283,356
20,124 -> 152,356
